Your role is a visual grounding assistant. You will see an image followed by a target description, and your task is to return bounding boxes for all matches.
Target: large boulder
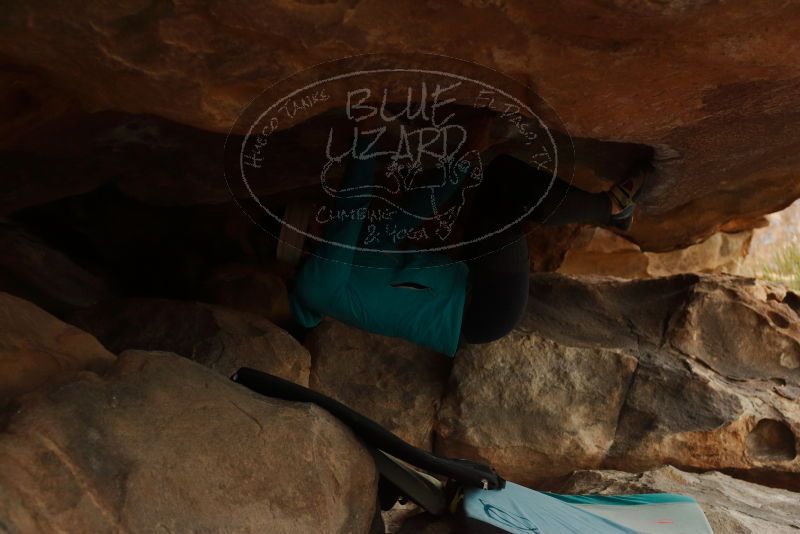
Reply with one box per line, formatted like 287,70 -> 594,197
604,347 -> 800,490
0,292 -> 114,404
604,276 -> 800,487
437,274 -> 800,488
667,275 -> 800,385
0,350 -> 378,533
2,2 -> 800,248
69,298 -> 310,385
306,319 -> 451,450
436,325 -> 637,485
558,466 -> 800,534
526,272 -> 698,350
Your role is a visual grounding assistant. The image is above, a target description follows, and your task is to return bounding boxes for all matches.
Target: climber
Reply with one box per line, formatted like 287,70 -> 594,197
287,112 -> 649,356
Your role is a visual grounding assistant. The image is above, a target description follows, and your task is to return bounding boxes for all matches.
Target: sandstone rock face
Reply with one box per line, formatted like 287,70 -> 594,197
646,231 -> 752,278
526,273 -> 697,350
558,466 -> 800,534
437,331 -> 637,484
306,319 -> 450,450
3,2 -> 800,249
604,348 -> 800,489
0,292 -> 114,404
601,276 -> 800,486
558,227 -> 752,278
0,221 -> 112,315
438,274 -> 800,489
69,298 -> 310,385
0,350 -> 377,533
667,276 -> 800,385
556,227 -> 649,278
382,502 -> 425,534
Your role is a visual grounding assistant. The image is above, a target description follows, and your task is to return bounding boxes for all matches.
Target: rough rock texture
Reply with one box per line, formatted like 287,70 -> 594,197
438,274 -> 800,489
0,350 -> 377,533
646,231 -> 752,278
526,273 -> 696,350
3,2 -> 800,249
604,349 -> 800,490
558,227 -> 752,278
598,275 -> 800,487
436,330 -> 637,484
69,298 -> 310,384
559,466 -> 800,534
0,221 -> 112,316
0,292 -> 114,404
667,276 -> 800,385
306,319 -> 450,450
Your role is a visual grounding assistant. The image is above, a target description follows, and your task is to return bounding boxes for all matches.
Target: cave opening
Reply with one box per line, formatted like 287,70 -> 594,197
4,109 -> 656,326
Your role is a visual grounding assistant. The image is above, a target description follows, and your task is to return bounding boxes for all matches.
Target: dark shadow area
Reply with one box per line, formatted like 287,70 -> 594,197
2,107 -> 656,325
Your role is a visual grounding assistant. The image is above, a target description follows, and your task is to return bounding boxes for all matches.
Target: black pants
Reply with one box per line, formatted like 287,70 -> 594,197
460,155 -> 612,344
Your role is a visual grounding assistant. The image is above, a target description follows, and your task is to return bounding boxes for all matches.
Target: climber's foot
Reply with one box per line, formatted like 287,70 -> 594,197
607,165 -> 651,231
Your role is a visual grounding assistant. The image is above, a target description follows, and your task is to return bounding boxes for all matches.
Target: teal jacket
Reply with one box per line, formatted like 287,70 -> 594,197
290,141 -> 470,356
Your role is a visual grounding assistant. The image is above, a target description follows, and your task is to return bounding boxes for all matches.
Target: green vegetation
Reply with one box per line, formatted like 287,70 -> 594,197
756,244 -> 800,290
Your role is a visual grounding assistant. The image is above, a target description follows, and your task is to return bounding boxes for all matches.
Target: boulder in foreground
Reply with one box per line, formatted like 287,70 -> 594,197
438,274 -> 800,489
436,331 -> 636,484
0,350 -> 377,533
306,319 -> 451,451
0,292 -> 114,404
